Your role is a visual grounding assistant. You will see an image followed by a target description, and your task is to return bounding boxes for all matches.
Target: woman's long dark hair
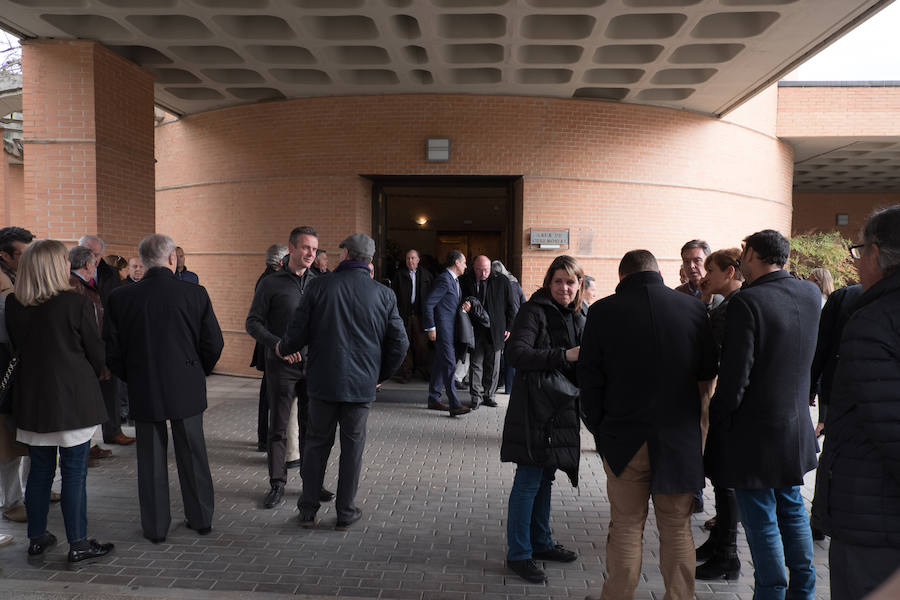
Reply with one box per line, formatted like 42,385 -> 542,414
541,255 -> 585,308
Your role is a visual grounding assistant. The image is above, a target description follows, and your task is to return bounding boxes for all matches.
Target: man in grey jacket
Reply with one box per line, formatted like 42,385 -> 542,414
278,233 -> 408,529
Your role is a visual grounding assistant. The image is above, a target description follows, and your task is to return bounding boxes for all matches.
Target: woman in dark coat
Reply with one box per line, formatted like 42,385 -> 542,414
500,255 -> 586,584
695,248 -> 743,581
5,239 -> 114,562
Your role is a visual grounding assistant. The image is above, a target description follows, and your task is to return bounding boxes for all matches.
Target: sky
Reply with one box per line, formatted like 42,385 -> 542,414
783,1 -> 900,81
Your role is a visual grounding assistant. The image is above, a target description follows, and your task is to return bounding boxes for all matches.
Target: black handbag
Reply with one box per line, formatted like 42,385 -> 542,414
0,355 -> 18,414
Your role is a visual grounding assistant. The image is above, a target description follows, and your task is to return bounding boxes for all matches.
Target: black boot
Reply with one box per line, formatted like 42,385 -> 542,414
695,529 -> 717,562
696,552 -> 741,581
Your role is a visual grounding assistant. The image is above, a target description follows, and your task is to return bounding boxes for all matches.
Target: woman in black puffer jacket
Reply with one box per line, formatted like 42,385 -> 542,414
500,255 -> 587,585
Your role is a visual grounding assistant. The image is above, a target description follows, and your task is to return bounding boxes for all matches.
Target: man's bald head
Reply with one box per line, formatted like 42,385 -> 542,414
473,255 -> 491,281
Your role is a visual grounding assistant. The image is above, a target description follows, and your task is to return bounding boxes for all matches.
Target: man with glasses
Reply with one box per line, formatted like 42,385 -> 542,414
813,205 -> 900,600
705,229 -> 821,600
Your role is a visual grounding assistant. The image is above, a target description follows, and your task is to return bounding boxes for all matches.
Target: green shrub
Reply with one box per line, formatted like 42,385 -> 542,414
789,232 -> 857,288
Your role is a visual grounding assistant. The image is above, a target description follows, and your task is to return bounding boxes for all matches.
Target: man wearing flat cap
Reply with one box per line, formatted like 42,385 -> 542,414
279,233 -> 408,529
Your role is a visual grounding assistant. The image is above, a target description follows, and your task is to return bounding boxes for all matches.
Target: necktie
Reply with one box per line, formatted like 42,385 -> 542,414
410,270 -> 416,304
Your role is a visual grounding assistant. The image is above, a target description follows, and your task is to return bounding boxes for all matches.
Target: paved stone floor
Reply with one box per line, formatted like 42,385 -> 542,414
0,375 -> 830,600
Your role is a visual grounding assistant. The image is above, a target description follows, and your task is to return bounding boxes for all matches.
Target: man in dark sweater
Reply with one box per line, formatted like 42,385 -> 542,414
813,205 -> 900,600
246,227 -> 333,509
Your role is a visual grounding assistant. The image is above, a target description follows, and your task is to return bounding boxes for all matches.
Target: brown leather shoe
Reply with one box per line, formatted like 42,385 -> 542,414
2,504 -> 26,522
427,400 -> 449,411
89,445 -> 112,459
105,433 -> 136,446
449,406 -> 471,417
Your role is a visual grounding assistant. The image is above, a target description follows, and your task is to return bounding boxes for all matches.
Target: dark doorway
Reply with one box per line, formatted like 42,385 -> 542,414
364,175 -> 522,281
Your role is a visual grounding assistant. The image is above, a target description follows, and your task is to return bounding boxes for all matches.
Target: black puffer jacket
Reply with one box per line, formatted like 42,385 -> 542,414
812,271 -> 900,548
500,288 -> 586,486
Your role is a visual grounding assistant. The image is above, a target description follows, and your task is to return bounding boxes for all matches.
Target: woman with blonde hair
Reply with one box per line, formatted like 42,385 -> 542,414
807,267 -> 834,307
501,255 -> 586,584
5,239 -> 114,562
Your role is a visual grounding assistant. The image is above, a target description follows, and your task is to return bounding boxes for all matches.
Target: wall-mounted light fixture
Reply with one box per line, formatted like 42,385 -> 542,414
426,137 -> 450,162
415,216 -> 428,226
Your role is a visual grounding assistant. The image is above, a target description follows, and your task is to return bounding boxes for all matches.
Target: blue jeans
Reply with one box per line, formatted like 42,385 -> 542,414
735,487 -> 815,600
506,465 -> 555,561
26,441 -> 90,544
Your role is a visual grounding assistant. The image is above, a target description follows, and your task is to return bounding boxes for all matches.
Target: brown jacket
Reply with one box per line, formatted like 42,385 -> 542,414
69,272 -> 104,333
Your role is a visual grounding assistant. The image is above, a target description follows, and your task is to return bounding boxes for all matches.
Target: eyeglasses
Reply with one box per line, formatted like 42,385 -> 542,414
849,244 -> 865,260
733,259 -> 741,268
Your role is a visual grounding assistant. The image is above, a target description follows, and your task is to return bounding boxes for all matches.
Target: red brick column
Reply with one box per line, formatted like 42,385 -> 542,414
21,40 -> 154,255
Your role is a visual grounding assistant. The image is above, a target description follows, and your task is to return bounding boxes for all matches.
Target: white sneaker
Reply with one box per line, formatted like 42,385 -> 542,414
0,534 -> 13,548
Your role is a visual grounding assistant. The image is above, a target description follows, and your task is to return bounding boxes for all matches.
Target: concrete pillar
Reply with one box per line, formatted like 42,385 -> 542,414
21,40 -> 154,255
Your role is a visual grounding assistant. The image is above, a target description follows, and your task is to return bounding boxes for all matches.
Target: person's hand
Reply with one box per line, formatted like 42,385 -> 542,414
565,346 -> 580,362
461,301 -> 471,313
99,366 -> 111,381
815,422 -> 825,437
428,330 -> 436,342
285,352 -> 302,364
504,330 -> 510,341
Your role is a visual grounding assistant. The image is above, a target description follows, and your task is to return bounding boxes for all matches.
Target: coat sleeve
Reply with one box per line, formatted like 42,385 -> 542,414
103,293 -> 125,381
502,277 -> 515,332
466,297 -> 491,328
78,296 -> 106,378
280,286 -> 312,355
197,287 -> 224,375
423,273 -> 449,330
809,289 -> 842,397
379,293 -> 410,382
577,305 -> 605,434
506,303 -> 566,371
709,295 -> 756,427
245,278 -> 280,349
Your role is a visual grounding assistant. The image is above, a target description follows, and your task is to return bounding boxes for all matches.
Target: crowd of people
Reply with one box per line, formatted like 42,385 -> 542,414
0,205 -> 898,600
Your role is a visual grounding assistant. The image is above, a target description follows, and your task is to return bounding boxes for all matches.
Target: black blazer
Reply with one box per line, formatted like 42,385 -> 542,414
96,257 -> 123,307
578,271 -> 717,494
706,270 -> 821,489
5,291 -> 107,433
104,267 -> 224,422
460,272 -> 515,347
391,268 -> 433,320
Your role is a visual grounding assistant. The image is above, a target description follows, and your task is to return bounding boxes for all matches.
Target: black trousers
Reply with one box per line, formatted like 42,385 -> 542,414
135,413 -> 214,540
830,539 -> 900,600
265,356 -> 308,486
299,399 -> 370,522
100,376 -> 123,441
256,371 -> 268,448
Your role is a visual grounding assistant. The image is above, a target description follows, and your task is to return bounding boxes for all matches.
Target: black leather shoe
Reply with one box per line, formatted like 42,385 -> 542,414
482,398 -> 498,407
470,399 -> 480,410
335,508 -> 362,530
185,521 -> 212,535
285,459 -> 301,469
319,488 -> 335,502
145,535 -> 166,544
449,406 -> 471,417
263,483 -> 285,509
695,534 -> 716,562
297,508 -> 317,528
68,539 -> 114,563
507,558 -> 547,584
27,532 -> 57,556
533,544 -> 578,562
696,555 -> 741,581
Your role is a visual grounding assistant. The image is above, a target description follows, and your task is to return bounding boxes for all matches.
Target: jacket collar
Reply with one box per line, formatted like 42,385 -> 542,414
744,269 -> 791,288
855,270 -> 900,310
143,266 -> 176,280
615,270 -> 664,293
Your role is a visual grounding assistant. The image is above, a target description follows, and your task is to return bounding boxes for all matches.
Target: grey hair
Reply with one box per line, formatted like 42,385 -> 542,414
69,245 -> 94,271
491,259 -> 518,283
266,244 -> 288,267
862,205 -> 900,275
680,239 -> 711,257
139,234 -> 177,270
78,235 -> 105,251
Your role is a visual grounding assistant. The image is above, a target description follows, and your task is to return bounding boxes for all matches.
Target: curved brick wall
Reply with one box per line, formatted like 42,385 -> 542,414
155,93 -> 792,376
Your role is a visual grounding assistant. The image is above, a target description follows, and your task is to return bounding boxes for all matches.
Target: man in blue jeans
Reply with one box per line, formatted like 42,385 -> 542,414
706,230 -> 821,600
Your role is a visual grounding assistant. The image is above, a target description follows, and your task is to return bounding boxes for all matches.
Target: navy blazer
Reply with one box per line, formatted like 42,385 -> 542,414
423,269 -> 460,335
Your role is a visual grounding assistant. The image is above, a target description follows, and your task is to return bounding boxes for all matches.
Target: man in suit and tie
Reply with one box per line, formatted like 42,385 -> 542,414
423,250 -> 471,417
104,234 -> 224,544
460,255 -> 514,409
391,249 -> 433,383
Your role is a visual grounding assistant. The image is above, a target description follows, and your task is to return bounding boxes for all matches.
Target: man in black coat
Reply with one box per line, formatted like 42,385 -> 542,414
459,255 -> 514,409
391,249 -> 433,383
812,205 -> 900,600
579,250 -> 717,600
278,234 -> 408,529
706,230 -> 821,600
104,234 -> 224,544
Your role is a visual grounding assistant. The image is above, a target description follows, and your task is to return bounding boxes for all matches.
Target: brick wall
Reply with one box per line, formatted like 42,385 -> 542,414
777,86 -> 900,137
20,40 -> 154,255
793,191 -> 900,238
156,93 -> 792,376
1,158 -> 24,227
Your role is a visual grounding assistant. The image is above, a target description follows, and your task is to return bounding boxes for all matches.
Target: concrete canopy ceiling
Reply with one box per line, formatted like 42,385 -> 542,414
0,0 -> 892,118
788,136 -> 900,192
